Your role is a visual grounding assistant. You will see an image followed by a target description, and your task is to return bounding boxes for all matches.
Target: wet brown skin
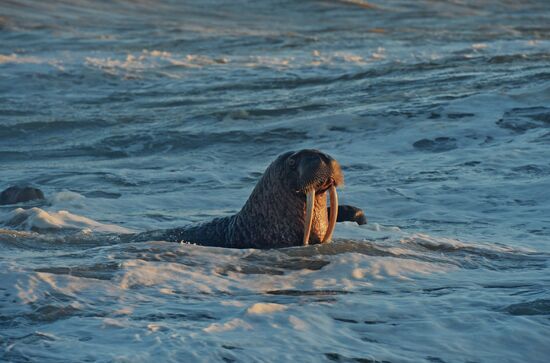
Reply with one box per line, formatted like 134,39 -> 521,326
140,149 -> 346,249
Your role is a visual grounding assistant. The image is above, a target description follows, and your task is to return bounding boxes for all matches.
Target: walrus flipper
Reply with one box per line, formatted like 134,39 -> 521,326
328,205 -> 367,225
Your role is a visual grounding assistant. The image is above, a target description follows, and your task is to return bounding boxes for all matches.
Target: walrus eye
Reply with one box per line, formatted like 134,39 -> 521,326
287,158 -> 296,169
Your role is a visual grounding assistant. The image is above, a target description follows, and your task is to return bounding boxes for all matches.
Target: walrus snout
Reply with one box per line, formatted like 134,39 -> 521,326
291,149 -> 344,193
287,149 -> 343,246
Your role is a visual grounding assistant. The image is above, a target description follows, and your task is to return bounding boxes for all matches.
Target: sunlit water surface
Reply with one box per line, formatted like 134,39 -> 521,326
1,1 -> 550,362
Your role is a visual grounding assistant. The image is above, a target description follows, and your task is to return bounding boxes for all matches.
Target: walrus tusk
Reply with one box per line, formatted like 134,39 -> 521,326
322,185 -> 338,243
303,189 -> 315,246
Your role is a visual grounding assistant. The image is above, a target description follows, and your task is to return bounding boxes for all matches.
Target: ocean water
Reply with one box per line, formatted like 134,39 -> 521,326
1,0 -> 550,362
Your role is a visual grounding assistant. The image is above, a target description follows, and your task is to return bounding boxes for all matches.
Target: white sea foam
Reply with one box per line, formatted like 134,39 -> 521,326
83,48 -> 377,79
3,207 -> 134,234
2,231 -> 548,362
49,191 -> 86,204
246,303 -> 288,315
0,53 -> 43,64
84,50 -> 226,78
0,53 -> 64,71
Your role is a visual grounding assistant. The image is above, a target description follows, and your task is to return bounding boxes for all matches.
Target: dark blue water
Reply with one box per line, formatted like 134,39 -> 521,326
1,1 -> 550,362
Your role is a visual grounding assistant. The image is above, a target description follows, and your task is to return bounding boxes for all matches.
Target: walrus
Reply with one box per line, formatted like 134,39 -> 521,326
134,149 -> 366,248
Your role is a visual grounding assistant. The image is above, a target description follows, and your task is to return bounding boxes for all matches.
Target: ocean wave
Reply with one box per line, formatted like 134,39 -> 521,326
2,0 -> 550,361
2,207 -> 134,234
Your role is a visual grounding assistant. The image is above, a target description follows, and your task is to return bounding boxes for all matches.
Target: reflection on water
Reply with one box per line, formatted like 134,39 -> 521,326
1,0 -> 550,362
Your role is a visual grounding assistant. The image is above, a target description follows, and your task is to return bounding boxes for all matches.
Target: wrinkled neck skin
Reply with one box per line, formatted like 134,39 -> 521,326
157,154 -> 329,249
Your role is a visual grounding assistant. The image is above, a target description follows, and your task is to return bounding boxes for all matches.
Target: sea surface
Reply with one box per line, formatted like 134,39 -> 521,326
1,1 -> 550,362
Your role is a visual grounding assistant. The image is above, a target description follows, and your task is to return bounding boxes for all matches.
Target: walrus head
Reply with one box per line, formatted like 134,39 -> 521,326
235,149 -> 343,248
285,149 -> 343,245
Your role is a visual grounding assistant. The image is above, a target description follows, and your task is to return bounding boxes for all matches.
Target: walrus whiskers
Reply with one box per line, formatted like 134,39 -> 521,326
323,185 -> 338,243
303,189 -> 315,245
